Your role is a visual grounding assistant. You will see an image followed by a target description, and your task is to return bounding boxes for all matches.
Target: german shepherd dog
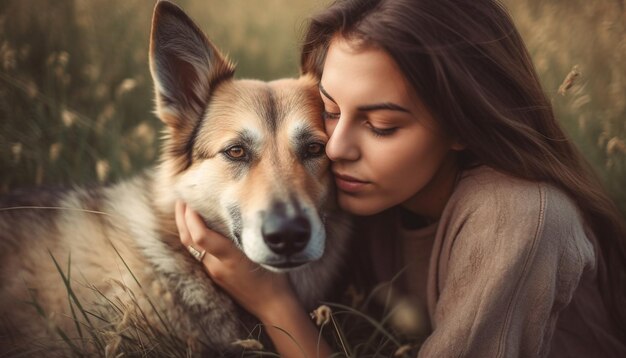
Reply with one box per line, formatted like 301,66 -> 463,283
0,1 -> 349,355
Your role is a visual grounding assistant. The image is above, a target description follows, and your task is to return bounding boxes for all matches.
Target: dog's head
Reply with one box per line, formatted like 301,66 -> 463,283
150,1 -> 333,272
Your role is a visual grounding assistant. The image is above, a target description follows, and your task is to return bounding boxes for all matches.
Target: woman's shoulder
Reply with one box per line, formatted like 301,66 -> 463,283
455,165 -> 542,201
437,165 -> 596,282
445,165 -> 592,245
451,165 -> 578,216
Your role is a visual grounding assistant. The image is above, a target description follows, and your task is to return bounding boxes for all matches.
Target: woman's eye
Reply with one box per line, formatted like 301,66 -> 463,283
322,110 -> 340,120
368,124 -> 398,137
224,146 -> 247,160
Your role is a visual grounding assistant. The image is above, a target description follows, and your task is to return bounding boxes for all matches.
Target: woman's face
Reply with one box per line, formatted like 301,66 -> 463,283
320,37 -> 463,216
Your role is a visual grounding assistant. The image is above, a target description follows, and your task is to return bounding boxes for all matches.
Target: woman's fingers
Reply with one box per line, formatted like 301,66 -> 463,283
177,200 -> 231,258
175,200 -> 192,246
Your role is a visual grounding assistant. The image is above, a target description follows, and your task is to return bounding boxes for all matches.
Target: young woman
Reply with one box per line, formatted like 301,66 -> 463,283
176,0 -> 626,356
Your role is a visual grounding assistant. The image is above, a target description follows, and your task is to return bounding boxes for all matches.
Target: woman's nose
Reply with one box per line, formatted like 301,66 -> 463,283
325,116 -> 360,162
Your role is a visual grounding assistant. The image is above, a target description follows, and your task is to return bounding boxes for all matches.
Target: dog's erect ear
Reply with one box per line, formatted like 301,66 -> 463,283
149,1 -> 234,128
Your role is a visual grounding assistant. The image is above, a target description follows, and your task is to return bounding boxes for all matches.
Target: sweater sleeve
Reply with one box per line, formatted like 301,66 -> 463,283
419,180 -> 595,358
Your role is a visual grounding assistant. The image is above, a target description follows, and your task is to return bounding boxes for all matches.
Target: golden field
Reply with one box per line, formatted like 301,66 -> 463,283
0,1 -> 625,355
0,0 -> 624,214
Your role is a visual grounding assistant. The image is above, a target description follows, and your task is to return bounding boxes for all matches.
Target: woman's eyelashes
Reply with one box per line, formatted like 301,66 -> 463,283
322,110 -> 340,121
322,109 -> 398,137
367,123 -> 398,137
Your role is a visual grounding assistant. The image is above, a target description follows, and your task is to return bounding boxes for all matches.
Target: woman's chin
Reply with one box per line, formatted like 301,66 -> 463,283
338,194 -> 390,216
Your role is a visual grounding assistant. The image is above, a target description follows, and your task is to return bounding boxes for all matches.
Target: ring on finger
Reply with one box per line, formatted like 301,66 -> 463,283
188,245 -> 206,262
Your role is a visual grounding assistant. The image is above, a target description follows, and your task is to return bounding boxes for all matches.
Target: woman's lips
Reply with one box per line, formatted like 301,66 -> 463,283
333,172 -> 369,193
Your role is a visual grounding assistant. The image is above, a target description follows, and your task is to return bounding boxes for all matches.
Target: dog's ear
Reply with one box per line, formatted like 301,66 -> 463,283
149,1 -> 234,129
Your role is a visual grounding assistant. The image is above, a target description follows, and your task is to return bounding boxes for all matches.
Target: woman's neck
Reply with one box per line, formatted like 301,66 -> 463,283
401,153 -> 461,222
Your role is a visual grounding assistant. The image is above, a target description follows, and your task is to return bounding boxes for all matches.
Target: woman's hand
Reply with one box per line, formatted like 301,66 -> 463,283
174,200 -> 295,320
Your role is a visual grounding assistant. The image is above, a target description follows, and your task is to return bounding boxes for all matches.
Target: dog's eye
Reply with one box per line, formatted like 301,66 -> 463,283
305,142 -> 325,158
225,146 -> 247,160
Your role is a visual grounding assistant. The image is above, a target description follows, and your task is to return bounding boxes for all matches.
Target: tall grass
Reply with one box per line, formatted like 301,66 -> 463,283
502,0 -> 626,214
0,0 -> 624,355
3,245 -> 420,357
0,0 -> 329,191
1,0 -> 623,213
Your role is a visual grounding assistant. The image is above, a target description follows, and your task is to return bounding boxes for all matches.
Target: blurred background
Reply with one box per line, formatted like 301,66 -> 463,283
0,0 -> 624,214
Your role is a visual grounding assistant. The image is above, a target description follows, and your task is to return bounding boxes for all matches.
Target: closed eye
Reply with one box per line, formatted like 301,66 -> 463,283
366,123 -> 398,137
322,110 -> 340,121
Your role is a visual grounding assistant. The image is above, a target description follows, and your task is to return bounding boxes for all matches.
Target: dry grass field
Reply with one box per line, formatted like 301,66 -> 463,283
0,0 -> 329,191
504,0 -> 626,214
0,0 -> 624,212
0,0 -> 624,356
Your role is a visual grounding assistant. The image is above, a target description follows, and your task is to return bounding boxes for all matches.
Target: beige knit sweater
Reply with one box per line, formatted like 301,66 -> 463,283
359,165 -> 626,357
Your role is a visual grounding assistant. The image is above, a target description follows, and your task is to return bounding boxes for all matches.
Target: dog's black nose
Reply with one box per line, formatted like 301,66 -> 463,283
262,214 -> 311,256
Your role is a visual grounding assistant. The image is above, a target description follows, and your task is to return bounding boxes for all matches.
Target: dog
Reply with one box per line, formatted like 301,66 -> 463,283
0,1 -> 349,356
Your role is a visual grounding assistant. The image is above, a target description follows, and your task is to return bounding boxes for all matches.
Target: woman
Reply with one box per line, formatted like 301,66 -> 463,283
176,0 -> 626,356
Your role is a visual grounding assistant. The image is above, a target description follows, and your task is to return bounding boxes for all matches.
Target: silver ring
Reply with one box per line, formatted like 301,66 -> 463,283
188,245 -> 206,262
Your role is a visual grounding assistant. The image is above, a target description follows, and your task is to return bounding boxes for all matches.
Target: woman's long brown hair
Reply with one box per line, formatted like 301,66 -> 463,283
301,0 -> 626,338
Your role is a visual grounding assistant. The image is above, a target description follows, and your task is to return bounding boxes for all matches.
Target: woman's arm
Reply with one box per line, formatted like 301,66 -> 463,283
257,295 -> 334,358
175,200 -> 334,357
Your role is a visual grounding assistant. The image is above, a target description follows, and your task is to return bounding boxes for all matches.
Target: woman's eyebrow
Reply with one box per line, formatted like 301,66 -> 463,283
319,83 -> 411,113
357,103 -> 410,113
319,83 -> 337,104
